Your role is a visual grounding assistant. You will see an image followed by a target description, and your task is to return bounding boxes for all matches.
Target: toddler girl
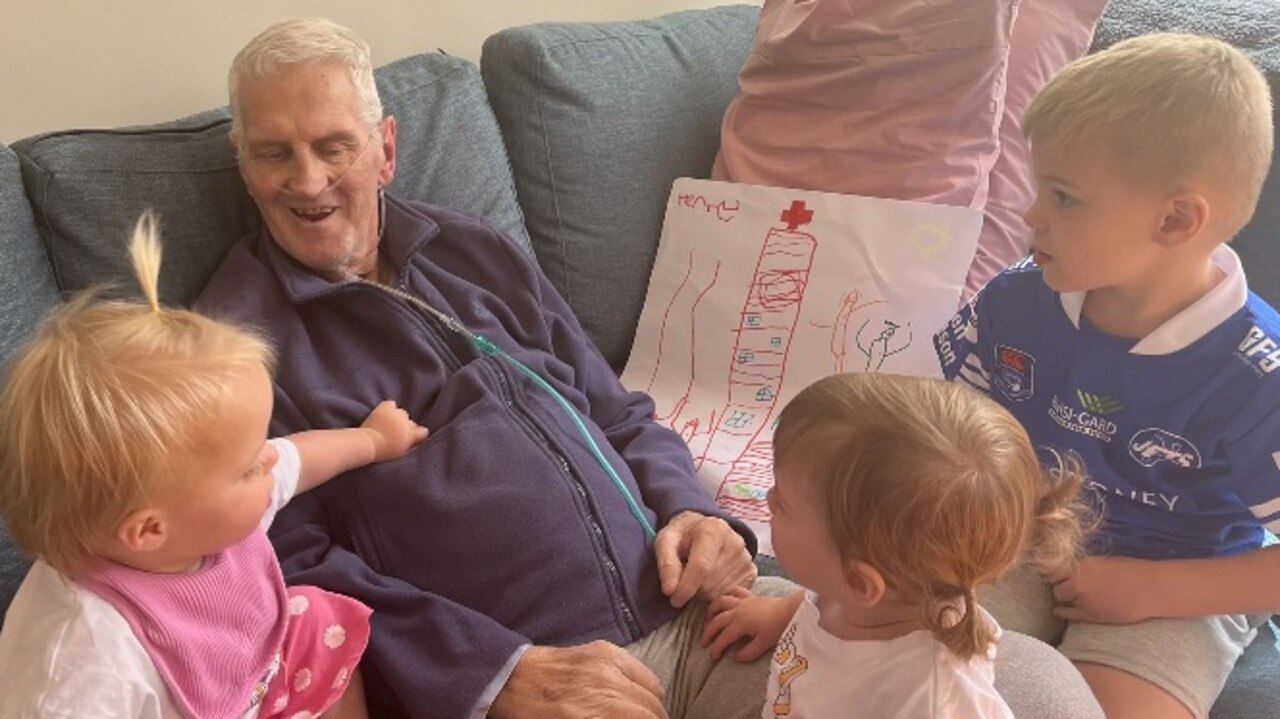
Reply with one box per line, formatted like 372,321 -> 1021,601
0,212 -> 429,718
702,372 -> 1090,717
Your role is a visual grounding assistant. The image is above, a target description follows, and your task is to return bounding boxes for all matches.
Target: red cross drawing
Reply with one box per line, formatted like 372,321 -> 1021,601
780,200 -> 813,230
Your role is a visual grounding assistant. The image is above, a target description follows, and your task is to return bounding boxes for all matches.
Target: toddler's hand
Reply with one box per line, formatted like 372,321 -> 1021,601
700,586 -> 792,663
361,400 -> 429,462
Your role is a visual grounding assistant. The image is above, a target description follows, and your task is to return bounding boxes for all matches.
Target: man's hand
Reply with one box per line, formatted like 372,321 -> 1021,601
654,511 -> 756,608
1051,555 -> 1163,625
488,642 -> 668,719
360,400 -> 429,462
700,587 -> 800,662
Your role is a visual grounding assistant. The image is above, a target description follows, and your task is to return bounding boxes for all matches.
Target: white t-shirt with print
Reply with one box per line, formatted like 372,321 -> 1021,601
762,593 -> 1014,719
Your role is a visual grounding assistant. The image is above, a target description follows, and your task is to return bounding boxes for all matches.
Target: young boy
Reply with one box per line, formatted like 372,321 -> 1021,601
935,33 -> 1279,719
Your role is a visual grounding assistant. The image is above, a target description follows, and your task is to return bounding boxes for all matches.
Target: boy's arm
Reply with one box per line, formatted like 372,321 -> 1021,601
289,400 -> 429,494
1051,546 -> 1280,623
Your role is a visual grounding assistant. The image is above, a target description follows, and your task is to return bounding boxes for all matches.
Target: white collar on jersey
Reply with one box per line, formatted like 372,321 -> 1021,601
1059,245 -> 1248,356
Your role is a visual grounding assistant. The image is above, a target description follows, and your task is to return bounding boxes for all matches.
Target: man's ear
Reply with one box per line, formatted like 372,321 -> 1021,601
115,508 -> 169,554
842,559 -> 887,607
378,115 -> 397,187
1156,191 -> 1211,247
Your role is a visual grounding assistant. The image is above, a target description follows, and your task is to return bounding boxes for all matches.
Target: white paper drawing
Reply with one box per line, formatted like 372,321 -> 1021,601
620,179 -> 982,554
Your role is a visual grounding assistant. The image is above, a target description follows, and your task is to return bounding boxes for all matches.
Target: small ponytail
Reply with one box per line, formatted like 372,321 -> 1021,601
127,209 -> 163,313
922,584 -> 994,661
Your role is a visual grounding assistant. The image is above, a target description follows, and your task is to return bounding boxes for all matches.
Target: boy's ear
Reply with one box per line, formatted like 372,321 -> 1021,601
842,559 -> 887,607
1156,191 -> 1211,247
116,508 -> 170,554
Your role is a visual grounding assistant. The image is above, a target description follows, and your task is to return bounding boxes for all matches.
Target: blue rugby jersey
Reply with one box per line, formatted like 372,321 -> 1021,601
935,248 -> 1280,560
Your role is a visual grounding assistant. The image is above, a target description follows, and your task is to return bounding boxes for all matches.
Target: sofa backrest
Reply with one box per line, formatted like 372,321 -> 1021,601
0,145 -> 59,617
0,51 -> 528,627
481,5 -> 761,368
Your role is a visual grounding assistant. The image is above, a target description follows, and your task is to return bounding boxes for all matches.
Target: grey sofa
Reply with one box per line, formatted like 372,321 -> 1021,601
1,3 -> 1277,716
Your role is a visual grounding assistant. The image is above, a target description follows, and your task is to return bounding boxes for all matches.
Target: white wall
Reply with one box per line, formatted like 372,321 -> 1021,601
1,1 -> 756,143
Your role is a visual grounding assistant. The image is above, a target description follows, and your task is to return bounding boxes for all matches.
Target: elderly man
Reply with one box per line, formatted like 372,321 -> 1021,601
197,18 -> 766,719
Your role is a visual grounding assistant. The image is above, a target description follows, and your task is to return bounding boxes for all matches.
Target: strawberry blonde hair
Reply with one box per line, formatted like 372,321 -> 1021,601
772,373 -> 1091,660
0,212 -> 273,576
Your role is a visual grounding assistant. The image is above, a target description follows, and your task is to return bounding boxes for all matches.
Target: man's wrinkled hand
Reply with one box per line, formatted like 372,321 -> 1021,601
488,642 -> 668,719
654,511 -> 756,608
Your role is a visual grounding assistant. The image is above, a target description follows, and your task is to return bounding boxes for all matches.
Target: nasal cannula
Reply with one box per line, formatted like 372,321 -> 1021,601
344,274 -> 658,539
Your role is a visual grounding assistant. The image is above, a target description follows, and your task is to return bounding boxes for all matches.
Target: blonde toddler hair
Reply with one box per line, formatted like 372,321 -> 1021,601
772,373 -> 1091,661
1022,32 -> 1273,239
0,211 -> 274,576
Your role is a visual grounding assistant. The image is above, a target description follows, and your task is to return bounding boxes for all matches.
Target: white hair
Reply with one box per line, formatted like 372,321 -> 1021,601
228,18 -> 384,143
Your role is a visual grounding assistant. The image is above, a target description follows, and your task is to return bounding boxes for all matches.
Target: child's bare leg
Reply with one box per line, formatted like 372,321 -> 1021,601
322,667 -> 368,719
1076,663 -> 1195,719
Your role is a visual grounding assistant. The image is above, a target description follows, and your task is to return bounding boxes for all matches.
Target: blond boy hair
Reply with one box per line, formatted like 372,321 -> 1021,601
0,212 -> 274,576
772,373 -> 1090,660
1022,32 -> 1274,239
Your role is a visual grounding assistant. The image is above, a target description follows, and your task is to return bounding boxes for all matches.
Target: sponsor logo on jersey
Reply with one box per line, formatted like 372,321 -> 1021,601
1237,325 -> 1280,374
993,344 -> 1034,401
1076,390 -> 1123,416
1048,393 -> 1119,442
1128,428 -> 1202,469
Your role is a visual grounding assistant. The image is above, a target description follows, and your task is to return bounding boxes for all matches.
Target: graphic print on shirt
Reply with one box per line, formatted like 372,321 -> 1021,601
1128,428 -> 1202,469
1047,391 -> 1120,443
934,299 -> 988,392
1236,325 -> 1280,374
992,344 -> 1034,401
771,623 -> 809,717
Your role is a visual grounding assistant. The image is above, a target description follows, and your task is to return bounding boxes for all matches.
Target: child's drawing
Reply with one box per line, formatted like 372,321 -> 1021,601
622,179 -> 981,553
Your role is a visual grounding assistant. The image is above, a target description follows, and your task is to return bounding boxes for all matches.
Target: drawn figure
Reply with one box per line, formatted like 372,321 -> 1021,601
857,316 -> 913,372
710,217 -> 817,522
824,290 -> 913,373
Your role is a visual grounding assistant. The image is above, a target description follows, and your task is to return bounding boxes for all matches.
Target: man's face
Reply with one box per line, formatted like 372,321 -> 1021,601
236,63 -> 396,281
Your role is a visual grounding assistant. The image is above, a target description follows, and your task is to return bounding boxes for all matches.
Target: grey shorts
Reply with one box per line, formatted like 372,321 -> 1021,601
982,564 -> 1266,719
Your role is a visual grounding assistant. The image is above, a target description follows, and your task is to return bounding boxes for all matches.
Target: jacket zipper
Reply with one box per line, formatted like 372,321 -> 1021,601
485,359 -> 643,639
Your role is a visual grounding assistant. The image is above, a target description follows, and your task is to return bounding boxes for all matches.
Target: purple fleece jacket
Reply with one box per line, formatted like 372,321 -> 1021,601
196,197 -> 755,718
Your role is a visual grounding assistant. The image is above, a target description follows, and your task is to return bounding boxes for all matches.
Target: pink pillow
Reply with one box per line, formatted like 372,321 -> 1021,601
711,0 -> 1018,210
963,0 -> 1112,297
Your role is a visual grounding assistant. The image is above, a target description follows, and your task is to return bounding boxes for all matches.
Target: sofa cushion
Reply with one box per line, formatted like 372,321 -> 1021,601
481,6 -> 760,368
0,145 -> 59,369
0,144 -> 56,625
1092,0 -> 1280,310
13,53 -> 529,307
711,0 -> 1015,210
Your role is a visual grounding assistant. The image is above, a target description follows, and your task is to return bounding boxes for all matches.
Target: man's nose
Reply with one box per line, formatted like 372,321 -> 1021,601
284,151 -> 333,197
